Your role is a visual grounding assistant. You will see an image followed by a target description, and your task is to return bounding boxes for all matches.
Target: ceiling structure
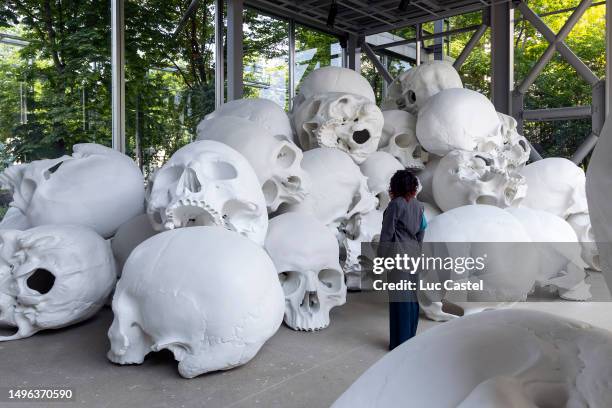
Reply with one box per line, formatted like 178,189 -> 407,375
245,0 -> 512,37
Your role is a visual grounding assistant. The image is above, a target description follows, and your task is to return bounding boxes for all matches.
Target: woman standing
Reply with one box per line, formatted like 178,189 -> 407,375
379,169 -> 427,350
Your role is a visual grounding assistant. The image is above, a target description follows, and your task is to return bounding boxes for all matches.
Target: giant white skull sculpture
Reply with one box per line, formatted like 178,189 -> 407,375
340,210 -> 383,290
415,155 -> 440,206
506,207 -> 591,301
567,213 -> 600,271
421,204 -> 536,321
196,117 -> 309,212
520,158 -> 588,219
0,143 -> 145,238
108,227 -> 284,378
497,112 -> 531,168
379,110 -> 425,169
292,66 -> 376,112
292,93 -> 384,164
432,149 -> 527,212
332,309 -> 612,408
416,88 -> 503,156
282,148 -> 377,231
111,214 -> 158,275
201,98 -> 295,143
359,151 -> 404,211
146,140 -> 268,245
383,60 -> 463,114
587,118 -> 612,293
0,225 -> 116,341
264,213 -> 346,331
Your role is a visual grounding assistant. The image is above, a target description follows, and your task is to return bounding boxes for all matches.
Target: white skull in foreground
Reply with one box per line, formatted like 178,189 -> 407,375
0,225 -> 116,341
379,110 -> 425,169
0,143 -> 144,238
587,118 -> 612,292
265,213 -> 346,331
520,157 -> 588,218
283,148 -> 377,230
0,207 -> 29,230
421,205 -> 536,322
111,214 -> 157,275
108,227 -> 284,378
201,97 -> 294,143
359,151 -> 403,211
146,140 -> 268,245
332,309 -> 612,408
506,207 -> 591,301
567,213 -> 600,271
292,66 -> 376,111
292,93 -> 384,164
196,117 -> 309,212
383,60 -> 463,114
340,210 -> 383,290
497,112 -> 531,168
433,149 -> 527,212
416,88 -> 503,156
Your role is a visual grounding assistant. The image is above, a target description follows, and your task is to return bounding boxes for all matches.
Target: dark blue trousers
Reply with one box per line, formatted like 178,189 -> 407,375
389,299 -> 419,350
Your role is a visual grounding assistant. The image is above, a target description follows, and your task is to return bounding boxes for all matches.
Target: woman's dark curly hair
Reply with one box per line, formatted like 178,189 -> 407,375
389,169 -> 419,199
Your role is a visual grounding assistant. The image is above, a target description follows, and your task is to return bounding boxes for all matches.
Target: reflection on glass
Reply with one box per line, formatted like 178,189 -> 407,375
294,26 -> 342,94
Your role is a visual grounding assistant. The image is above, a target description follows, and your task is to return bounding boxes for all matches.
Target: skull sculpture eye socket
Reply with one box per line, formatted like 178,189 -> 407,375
319,268 -> 342,291
407,90 -> 417,104
279,271 -> 301,295
26,268 -> 55,295
276,145 -> 297,169
199,160 -> 237,180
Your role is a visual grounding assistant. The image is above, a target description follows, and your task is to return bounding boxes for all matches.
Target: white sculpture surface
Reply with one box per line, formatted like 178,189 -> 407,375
111,214 -> 158,275
567,212 -> 600,271
506,207 -> 591,300
146,140 -> 268,245
283,148 -> 377,230
497,112 -> 531,168
264,213 -> 346,331
196,117 -> 309,212
432,149 -> 526,212
520,157 -> 588,219
421,205 -> 536,321
415,155 -> 440,206
422,201 -> 441,221
292,92 -> 384,164
0,225 -> 116,341
332,309 -> 612,408
379,110 -> 425,169
359,151 -> 403,211
383,60 -> 463,114
340,209 -> 383,290
0,143 -> 145,238
107,227 -> 284,378
292,66 -> 376,110
586,117 -> 612,292
416,88 -> 503,156
200,97 -> 294,143
0,207 -> 30,230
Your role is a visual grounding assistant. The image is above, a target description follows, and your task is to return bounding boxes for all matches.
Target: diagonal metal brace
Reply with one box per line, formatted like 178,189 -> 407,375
516,0 -> 594,94
360,40 -> 394,84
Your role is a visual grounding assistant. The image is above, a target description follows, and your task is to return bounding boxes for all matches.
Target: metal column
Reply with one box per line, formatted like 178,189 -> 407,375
347,34 -> 361,73
415,24 -> 422,65
607,0 -> 611,116
227,0 -> 243,101
433,20 -> 444,60
490,2 -> 513,115
288,19 -> 296,110
215,0 -> 225,109
361,41 -> 393,84
111,0 -> 126,153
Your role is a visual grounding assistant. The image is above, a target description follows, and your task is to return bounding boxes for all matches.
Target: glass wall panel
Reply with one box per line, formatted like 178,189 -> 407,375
243,10 -> 289,109
294,25 -> 342,94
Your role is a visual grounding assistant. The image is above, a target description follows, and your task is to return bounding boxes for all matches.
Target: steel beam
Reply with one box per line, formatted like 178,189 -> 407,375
571,133 -> 599,163
607,0 -> 612,116
416,24 -> 422,65
173,0 -> 201,37
347,34 -> 361,73
111,0 -> 126,153
433,20 -> 445,60
361,41 -> 394,84
227,0 -> 244,100
490,2 -> 513,114
453,23 -> 488,70
215,0 -> 225,109
371,24 -> 481,51
522,106 -> 592,122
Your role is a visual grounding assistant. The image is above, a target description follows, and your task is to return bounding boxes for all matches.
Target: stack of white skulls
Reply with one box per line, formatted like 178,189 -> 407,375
381,60 -> 597,321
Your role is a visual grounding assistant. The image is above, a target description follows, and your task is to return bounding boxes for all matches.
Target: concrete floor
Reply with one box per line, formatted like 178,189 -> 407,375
0,272 -> 610,408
